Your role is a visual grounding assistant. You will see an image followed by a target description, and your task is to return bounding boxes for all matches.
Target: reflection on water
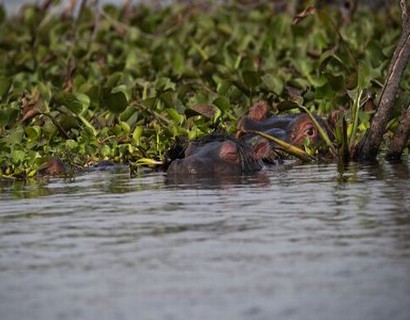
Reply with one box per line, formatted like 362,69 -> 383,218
0,159 -> 410,320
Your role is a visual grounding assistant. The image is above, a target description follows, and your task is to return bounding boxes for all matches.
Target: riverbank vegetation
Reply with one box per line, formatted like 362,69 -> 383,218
0,0 -> 409,179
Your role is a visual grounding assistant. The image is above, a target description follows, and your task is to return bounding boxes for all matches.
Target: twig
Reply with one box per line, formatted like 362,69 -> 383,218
247,130 -> 316,162
41,113 -> 72,139
386,105 -> 410,160
135,102 -> 171,126
358,0 -> 410,161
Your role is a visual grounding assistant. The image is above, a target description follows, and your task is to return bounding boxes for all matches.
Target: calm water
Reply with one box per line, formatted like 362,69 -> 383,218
0,159 -> 410,320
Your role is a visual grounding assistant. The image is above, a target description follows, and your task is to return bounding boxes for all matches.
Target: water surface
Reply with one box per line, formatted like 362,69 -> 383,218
1,160 -> 410,320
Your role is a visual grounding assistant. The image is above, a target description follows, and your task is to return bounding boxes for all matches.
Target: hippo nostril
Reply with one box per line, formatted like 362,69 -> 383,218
185,159 -> 206,175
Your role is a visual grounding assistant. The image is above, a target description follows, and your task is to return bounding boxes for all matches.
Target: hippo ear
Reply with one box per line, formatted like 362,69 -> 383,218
251,137 -> 270,160
220,141 -> 239,162
248,100 -> 268,121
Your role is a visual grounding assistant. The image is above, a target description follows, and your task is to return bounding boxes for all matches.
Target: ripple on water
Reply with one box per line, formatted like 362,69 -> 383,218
0,160 -> 410,320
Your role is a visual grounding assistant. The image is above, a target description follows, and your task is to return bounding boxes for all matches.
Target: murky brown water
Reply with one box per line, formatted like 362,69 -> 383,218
1,159 -> 410,320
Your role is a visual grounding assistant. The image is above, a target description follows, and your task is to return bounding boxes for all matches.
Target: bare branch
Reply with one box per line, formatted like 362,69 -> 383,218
386,105 -> 410,160
357,0 -> 410,161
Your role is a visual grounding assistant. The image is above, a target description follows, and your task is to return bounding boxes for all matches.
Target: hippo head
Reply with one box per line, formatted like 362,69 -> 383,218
287,114 -> 334,147
166,134 -> 270,177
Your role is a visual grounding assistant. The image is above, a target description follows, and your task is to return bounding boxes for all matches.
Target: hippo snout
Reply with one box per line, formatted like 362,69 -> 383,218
167,158 -> 209,176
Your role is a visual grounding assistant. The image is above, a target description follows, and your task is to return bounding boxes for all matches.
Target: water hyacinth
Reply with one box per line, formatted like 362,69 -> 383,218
0,0 -> 409,178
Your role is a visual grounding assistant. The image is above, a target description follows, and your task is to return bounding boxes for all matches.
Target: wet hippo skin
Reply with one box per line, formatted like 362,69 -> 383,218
166,134 -> 270,177
237,113 -> 333,147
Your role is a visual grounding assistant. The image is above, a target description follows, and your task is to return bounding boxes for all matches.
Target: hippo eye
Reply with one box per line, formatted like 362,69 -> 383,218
343,0 -> 353,10
306,127 -> 315,137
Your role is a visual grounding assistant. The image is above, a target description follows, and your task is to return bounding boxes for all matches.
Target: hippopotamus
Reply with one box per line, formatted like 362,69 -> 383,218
236,101 -> 333,148
237,113 -> 333,147
37,157 -> 67,176
166,134 -> 270,177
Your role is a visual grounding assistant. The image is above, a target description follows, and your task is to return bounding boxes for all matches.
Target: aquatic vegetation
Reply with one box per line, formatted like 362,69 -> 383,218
0,0 -> 408,178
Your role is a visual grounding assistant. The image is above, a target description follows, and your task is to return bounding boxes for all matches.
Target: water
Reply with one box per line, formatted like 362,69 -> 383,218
1,160 -> 410,320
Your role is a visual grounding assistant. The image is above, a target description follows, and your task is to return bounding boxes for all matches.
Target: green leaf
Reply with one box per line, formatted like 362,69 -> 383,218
172,51 -> 185,75
78,115 -> 97,136
59,114 -> 79,131
155,77 -> 176,92
38,82 -> 52,105
132,126 -> 143,145
358,62 -> 371,89
326,73 -> 344,91
103,91 -> 128,114
86,85 -> 101,109
25,126 -> 42,141
51,91 -> 83,114
65,139 -> 78,150
120,121 -> 130,134
318,50 -> 343,72
11,150 -> 26,163
191,41 -> 209,61
160,91 -> 176,108
212,96 -> 230,112
166,108 -> 184,124
315,82 -> 332,100
0,107 -> 19,127
0,77 -> 12,99
75,93 -> 90,113
1,127 -> 24,145
276,101 -> 300,112
101,145 -> 111,157
106,72 -> 122,89
120,106 -> 138,122
288,78 -> 310,91
261,74 -> 283,95
242,71 -> 260,88
293,59 -> 312,78
216,79 -> 231,95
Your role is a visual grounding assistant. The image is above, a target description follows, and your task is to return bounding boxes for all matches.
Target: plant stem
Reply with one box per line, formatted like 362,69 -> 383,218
349,88 -> 363,152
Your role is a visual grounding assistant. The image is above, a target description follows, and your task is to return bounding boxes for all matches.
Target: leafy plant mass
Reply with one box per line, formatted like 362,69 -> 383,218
0,0 -> 409,179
